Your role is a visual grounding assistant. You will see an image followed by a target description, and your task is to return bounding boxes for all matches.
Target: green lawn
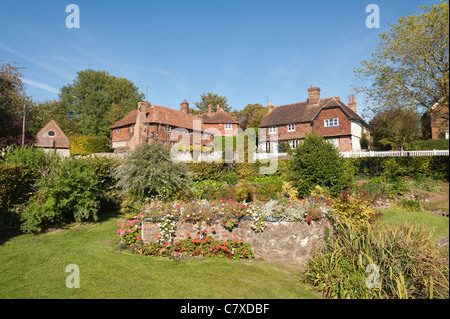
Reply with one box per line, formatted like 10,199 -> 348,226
377,208 -> 449,242
0,212 -> 321,299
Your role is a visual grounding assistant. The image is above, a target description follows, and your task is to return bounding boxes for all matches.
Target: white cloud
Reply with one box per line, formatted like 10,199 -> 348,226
22,78 -> 59,94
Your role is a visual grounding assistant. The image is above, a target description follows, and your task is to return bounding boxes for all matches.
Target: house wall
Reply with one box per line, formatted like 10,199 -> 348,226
312,107 -> 351,137
202,123 -> 239,136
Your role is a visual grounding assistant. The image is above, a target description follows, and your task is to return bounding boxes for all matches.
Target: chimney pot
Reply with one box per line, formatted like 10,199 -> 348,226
348,96 -> 357,113
208,104 -> 212,113
307,86 -> 321,105
180,99 -> 189,115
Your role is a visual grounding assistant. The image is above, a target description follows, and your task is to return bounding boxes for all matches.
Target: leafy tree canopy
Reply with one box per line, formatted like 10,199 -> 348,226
191,92 -> 231,114
354,1 -> 449,118
59,69 -> 144,137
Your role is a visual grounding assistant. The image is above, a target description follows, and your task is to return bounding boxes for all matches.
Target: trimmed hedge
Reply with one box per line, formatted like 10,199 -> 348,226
70,136 -> 111,156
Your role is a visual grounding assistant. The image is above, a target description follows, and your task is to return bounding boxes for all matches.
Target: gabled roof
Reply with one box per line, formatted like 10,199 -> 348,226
259,97 -> 366,127
145,105 -> 202,130
34,119 -> 70,149
110,103 -> 237,131
201,108 -> 238,124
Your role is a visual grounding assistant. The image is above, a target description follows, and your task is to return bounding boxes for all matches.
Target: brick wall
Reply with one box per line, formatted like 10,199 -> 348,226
312,107 -> 351,137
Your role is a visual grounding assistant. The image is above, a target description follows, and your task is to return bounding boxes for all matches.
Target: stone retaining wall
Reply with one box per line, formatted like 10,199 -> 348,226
142,219 -> 333,266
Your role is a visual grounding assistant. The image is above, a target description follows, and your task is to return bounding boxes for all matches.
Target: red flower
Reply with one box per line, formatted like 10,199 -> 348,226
225,234 -> 229,238
224,241 -> 228,245
205,237 -> 210,241
164,242 -> 169,246
240,239 -> 244,242
186,233 -> 190,237
216,244 -> 221,249
234,239 -> 238,243
243,250 -> 248,255
176,204 -> 180,209
195,233 -> 199,236
308,217 -> 312,223
154,233 -> 159,237
233,234 -> 237,236
242,204 -> 246,209
211,227 -> 216,231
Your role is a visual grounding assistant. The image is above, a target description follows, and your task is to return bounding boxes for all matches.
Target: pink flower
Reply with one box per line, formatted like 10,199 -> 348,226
308,217 -> 312,223
242,204 -> 246,209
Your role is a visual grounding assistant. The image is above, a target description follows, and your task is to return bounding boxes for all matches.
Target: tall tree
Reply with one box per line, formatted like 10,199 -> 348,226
0,61 -> 31,147
59,69 -> 144,137
369,106 -> 421,150
191,92 -> 231,114
238,103 -> 268,129
354,1 -> 449,118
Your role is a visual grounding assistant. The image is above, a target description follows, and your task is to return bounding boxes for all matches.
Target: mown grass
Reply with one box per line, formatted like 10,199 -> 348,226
0,212 -> 321,299
377,208 -> 449,242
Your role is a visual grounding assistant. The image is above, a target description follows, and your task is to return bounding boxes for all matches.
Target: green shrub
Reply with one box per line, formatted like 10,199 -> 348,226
112,142 -> 192,201
2,145 -> 59,179
331,189 -> 380,229
0,164 -> 33,210
405,139 -> 449,151
19,158 -> 104,232
290,132 -> 354,196
221,171 -> 238,185
390,198 -> 423,212
70,135 -> 111,156
250,175 -> 284,199
302,222 -> 449,299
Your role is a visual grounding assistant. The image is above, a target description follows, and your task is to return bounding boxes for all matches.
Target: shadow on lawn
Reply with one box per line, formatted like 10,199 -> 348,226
0,209 -> 122,246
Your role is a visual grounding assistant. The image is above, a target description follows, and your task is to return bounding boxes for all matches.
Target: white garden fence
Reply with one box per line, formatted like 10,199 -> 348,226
339,150 -> 449,158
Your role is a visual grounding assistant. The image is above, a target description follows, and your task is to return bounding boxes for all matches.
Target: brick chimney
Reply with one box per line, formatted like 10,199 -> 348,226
267,101 -> 274,112
180,99 -> 189,115
348,96 -> 356,113
207,104 -> 212,113
307,86 -> 321,105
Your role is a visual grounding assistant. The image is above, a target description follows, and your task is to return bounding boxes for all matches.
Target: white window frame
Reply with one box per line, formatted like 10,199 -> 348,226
324,118 -> 339,128
289,139 -> 299,149
268,126 -> 276,134
287,124 -> 295,132
166,125 -> 172,132
116,128 -> 120,135
129,126 -> 133,133
224,123 -> 232,130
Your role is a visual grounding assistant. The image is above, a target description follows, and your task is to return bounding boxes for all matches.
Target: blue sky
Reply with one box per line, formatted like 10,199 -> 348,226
0,0 -> 440,119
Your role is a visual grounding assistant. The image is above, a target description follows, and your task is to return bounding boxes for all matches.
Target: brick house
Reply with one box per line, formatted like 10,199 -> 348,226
258,86 -> 368,152
34,119 -> 70,157
430,102 -> 449,140
110,100 -> 238,152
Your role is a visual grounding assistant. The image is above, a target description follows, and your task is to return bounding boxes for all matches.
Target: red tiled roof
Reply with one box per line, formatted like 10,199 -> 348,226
201,108 -> 238,124
110,103 -> 237,130
259,97 -> 366,127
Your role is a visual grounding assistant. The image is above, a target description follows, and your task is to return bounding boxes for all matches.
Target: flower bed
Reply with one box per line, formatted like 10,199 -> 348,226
117,190 -> 336,264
